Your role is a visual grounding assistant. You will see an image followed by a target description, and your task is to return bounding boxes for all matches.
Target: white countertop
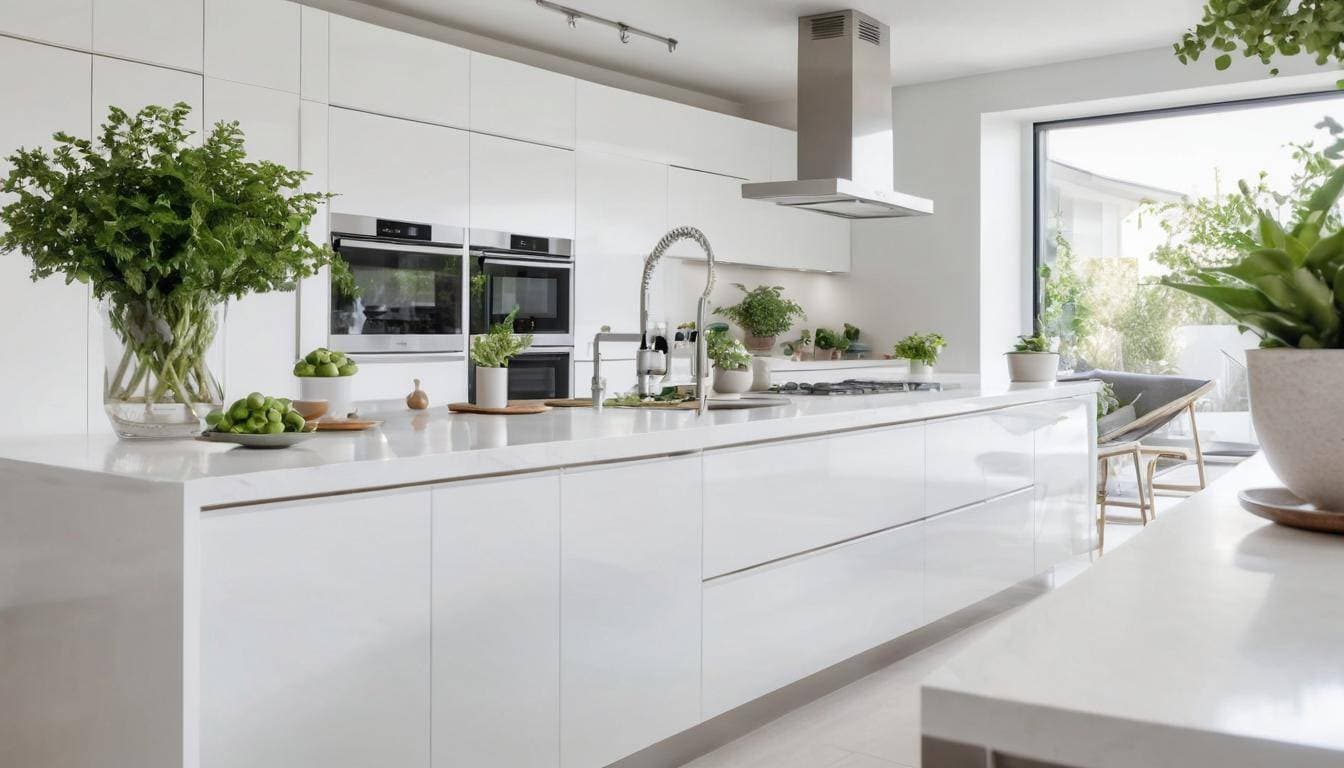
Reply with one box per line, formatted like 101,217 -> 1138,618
921,453 -> 1344,767
0,379 -> 1096,508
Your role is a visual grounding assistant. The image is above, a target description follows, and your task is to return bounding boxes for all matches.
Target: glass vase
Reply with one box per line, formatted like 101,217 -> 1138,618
101,296 -> 226,439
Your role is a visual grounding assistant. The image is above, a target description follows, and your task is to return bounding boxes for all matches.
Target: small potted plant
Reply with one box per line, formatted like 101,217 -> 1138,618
293,347 -> 360,419
893,332 -> 946,379
814,327 -> 852,360
470,307 -> 533,409
714,283 -> 806,354
1005,333 -> 1060,382
707,329 -> 753,398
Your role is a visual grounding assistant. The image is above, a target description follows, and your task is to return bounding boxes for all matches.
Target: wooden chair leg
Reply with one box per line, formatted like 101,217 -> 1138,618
1145,455 -> 1160,518
1187,403 -> 1208,491
1130,447 -> 1149,525
1097,457 -> 1109,554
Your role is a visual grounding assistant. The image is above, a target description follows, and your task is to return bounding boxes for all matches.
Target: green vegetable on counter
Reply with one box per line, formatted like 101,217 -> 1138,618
206,392 -> 308,435
293,347 -> 358,377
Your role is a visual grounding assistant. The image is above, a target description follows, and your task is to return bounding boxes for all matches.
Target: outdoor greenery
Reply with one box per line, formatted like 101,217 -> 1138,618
892,332 -> 946,366
470,307 -> 533,367
0,103 -> 348,408
714,283 -> 805,337
1174,0 -> 1344,79
706,329 -> 752,370
1011,333 -> 1052,353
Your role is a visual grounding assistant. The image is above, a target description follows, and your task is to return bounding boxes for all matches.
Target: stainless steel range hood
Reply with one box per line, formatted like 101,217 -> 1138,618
742,10 -> 933,219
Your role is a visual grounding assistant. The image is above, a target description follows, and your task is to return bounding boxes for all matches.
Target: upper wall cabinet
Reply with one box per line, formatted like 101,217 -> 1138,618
205,0 -> 300,93
470,133 -> 575,238
300,6 -> 329,102
470,53 -> 575,149
329,15 -> 468,128
94,0 -> 203,72
767,125 -> 797,181
0,0 -> 92,49
329,107 -> 469,225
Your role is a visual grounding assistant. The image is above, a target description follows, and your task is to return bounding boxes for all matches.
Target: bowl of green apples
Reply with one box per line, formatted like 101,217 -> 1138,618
200,393 -> 316,448
294,347 -> 359,419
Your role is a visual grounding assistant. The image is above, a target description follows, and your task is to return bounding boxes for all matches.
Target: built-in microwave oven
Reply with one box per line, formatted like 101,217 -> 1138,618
328,214 -> 466,354
469,229 -> 574,346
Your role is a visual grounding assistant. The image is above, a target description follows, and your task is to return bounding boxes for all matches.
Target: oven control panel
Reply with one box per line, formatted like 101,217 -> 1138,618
376,218 -> 432,241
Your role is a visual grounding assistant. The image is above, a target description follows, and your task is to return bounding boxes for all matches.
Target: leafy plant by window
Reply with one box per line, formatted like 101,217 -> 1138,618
706,329 -> 752,370
892,332 -> 946,366
470,307 -> 534,367
0,102 -> 348,408
1174,0 -> 1344,79
1011,333 -> 1051,353
713,283 -> 805,337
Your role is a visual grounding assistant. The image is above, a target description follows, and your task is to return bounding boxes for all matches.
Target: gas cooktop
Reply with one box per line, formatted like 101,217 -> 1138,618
770,379 -> 945,396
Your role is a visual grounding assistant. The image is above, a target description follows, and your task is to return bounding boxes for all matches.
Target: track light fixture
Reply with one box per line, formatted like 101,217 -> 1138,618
534,0 -> 678,52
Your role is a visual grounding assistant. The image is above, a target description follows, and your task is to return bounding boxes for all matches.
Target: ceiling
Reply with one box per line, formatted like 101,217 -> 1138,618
357,0 -> 1207,105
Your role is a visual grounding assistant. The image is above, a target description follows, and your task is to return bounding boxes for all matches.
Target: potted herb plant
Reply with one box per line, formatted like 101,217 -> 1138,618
1162,133 -> 1344,510
1005,333 -> 1060,382
714,283 -> 806,354
893,332 -> 946,379
814,327 -> 851,360
707,329 -> 753,397
0,103 -> 348,438
469,307 -> 533,409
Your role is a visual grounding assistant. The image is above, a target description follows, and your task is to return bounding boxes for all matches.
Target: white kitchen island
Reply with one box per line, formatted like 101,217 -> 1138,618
921,453 -> 1344,768
0,380 -> 1097,768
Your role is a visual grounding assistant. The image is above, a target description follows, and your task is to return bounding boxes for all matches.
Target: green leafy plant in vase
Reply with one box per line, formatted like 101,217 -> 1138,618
706,329 -> 753,397
0,103 -> 349,438
470,307 -> 534,409
1005,333 -> 1060,383
893,332 -> 946,379
714,283 -> 806,354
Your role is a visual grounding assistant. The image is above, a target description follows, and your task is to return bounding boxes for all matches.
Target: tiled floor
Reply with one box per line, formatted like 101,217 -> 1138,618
680,460 -> 1239,768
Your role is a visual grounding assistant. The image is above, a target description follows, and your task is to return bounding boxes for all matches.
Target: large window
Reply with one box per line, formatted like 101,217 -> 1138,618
1034,91 -> 1344,448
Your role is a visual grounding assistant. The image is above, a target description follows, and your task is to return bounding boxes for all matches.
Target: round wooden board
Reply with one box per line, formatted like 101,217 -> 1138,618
312,418 -> 383,431
1239,486 -> 1344,535
544,398 -> 597,408
448,401 -> 551,415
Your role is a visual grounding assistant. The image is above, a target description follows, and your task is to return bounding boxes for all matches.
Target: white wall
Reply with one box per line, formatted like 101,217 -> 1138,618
851,46 -> 1340,377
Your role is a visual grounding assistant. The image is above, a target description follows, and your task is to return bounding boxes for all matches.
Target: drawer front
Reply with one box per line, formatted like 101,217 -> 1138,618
924,488 -> 1035,623
925,408 -> 1035,514
702,522 -> 923,718
703,424 -> 924,578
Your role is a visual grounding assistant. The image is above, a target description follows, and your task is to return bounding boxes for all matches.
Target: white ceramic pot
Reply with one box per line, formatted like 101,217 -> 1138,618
298,374 -> 354,420
1247,348 -> 1344,509
908,360 -> 933,380
475,366 -> 509,409
1006,352 -> 1060,383
750,356 -> 773,391
713,367 -> 753,398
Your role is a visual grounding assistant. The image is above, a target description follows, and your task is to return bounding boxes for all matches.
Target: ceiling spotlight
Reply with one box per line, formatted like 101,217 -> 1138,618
534,0 -> 678,53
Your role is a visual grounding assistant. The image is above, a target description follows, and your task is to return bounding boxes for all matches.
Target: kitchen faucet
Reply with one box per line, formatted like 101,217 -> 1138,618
591,226 -> 717,414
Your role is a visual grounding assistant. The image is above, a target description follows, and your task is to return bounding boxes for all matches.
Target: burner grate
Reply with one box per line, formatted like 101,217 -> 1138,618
771,379 -> 943,396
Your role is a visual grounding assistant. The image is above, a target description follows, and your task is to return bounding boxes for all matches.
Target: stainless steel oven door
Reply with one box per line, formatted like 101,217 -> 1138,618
469,346 -> 573,401
471,254 -> 573,345
330,238 -> 465,353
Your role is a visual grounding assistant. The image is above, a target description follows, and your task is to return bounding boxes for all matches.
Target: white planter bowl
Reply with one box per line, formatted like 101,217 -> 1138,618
475,366 -> 509,409
1247,348 -> 1344,509
1006,352 -> 1059,383
908,361 -> 934,380
298,375 -> 354,420
713,367 -> 753,398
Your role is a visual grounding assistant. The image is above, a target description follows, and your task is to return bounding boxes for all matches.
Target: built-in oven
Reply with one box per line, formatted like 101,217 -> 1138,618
468,346 -> 574,401
469,229 -> 574,345
328,214 -> 466,354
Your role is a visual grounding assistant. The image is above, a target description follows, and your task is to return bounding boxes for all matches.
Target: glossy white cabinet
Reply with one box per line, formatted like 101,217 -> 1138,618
0,0 -> 91,48
666,166 -> 748,261
702,521 -> 924,718
296,99 -> 330,355
575,150 -> 666,357
925,409 -> 1035,515
703,424 -> 925,577
329,107 -> 470,224
299,5 -> 328,102
329,14 -> 468,127
93,0 -> 203,71
470,52 -> 575,148
1032,395 -> 1096,571
0,38 -> 91,438
784,204 -> 852,272
767,125 -> 797,181
349,354 -> 467,406
560,455 -> 702,768
576,79 -> 683,166
470,132 -> 575,238
432,472 -> 560,768
205,0 -> 300,93
200,489 -> 432,768
924,487 -> 1035,623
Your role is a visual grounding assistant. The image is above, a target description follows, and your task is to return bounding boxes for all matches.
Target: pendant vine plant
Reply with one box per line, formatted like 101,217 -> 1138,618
1174,0 -> 1344,80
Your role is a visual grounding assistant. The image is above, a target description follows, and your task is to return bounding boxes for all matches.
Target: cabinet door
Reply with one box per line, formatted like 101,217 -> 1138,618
0,38 -> 91,437
924,488 -> 1035,622
560,455 -> 702,768
329,14 -> 468,127
1032,395 -> 1096,571
300,5 -> 328,102
788,205 -> 852,273
470,132 -> 575,238
0,0 -> 91,48
433,472 -> 560,768
574,150 -> 666,358
470,52 -> 575,148
94,0 -> 203,71
201,489 -> 432,768
925,408 -> 1034,515
576,79 -> 681,166
666,166 -> 745,261
297,99 -> 329,355
329,107 -> 470,225
205,0 -> 300,93
767,126 -> 796,181
205,78 -> 302,401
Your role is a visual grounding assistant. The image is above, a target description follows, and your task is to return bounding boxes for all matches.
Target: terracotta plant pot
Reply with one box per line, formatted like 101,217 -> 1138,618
712,367 -> 753,398
1247,348 -> 1344,509
743,334 -> 776,354
1006,352 -> 1059,383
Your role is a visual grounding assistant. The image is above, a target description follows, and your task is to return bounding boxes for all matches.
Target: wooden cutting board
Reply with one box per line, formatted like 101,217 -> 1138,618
545,398 -> 699,410
312,418 -> 383,431
448,401 -> 551,415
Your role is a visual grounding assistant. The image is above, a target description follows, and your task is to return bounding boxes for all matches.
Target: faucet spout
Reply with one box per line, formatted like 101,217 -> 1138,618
639,227 -> 717,413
